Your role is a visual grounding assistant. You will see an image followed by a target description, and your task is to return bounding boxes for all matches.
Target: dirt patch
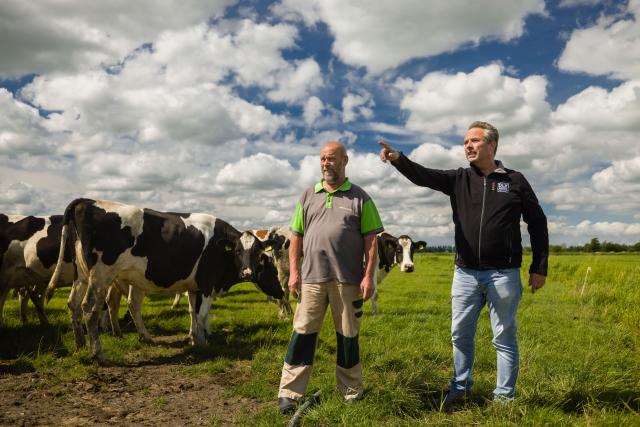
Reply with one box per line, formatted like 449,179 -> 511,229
0,355 -> 267,426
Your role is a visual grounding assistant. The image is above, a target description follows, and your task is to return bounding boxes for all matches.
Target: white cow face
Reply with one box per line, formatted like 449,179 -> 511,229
397,235 -> 426,272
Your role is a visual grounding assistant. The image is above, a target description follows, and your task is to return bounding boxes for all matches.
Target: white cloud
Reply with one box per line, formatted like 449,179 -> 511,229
17,19 -> 305,147
266,58 -> 324,104
548,219 -> 640,244
303,96 -> 324,126
342,92 -> 374,123
408,143 -> 466,171
593,157 -> 640,188
558,0 -> 600,7
398,63 -> 551,136
0,0 -> 236,78
274,0 -> 546,73
557,0 -> 640,80
0,181 -> 51,215
271,0 -> 323,26
216,153 -> 298,190
552,80 -> 640,131
0,89 -> 57,155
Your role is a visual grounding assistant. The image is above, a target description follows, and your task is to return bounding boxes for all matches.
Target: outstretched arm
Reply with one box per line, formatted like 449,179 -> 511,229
378,140 -> 456,195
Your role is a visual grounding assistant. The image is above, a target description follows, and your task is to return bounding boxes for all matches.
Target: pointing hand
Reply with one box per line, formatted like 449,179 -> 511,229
379,140 -> 399,163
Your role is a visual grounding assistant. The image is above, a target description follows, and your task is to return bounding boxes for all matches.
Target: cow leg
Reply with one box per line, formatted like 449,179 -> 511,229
371,288 -> 379,315
371,267 -> 379,314
171,292 -> 182,309
68,279 -> 88,348
25,285 -> 48,325
277,298 -> 293,320
127,286 -> 153,344
187,291 -> 211,347
19,287 -> 29,324
105,284 -> 122,337
0,284 -> 11,328
82,273 -> 110,362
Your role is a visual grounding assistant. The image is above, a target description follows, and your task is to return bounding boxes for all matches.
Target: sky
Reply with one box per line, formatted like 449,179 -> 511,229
1,0 -> 639,246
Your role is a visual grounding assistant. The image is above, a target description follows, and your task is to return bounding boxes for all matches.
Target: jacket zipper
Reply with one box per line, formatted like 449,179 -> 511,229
478,176 -> 487,266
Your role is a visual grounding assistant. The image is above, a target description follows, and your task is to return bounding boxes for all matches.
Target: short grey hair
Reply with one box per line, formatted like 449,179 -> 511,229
468,121 -> 499,154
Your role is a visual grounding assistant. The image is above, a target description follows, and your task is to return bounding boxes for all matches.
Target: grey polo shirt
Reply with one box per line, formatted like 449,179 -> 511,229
290,178 -> 384,284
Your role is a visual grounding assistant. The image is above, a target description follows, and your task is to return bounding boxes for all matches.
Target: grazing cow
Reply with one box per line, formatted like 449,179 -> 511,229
45,198 -> 285,362
171,225 -> 293,319
372,233 -> 427,313
0,214 -> 74,326
253,226 -> 292,318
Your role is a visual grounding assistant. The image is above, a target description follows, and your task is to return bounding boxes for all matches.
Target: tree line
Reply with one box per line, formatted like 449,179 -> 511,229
548,237 -> 640,253
421,238 -> 640,254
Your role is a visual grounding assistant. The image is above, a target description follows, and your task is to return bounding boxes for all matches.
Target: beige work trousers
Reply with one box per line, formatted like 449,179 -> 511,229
278,280 -> 364,400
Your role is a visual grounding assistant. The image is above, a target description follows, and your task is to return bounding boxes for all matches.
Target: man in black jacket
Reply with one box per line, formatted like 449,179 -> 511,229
379,121 -> 548,403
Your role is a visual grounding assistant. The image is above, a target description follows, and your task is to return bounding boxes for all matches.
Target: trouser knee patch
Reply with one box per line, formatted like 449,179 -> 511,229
285,331 -> 318,365
336,332 -> 359,369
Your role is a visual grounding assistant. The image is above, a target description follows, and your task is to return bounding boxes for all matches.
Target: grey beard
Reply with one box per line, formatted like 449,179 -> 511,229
324,171 -> 339,184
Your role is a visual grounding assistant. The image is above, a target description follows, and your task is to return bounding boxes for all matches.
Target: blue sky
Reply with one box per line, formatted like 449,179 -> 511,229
1,0 -> 639,246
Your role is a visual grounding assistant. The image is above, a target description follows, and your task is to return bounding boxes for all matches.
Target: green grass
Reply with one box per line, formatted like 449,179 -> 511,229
1,253 -> 639,425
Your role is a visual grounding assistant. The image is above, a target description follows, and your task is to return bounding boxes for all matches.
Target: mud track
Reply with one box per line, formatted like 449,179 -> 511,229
0,337 -> 268,426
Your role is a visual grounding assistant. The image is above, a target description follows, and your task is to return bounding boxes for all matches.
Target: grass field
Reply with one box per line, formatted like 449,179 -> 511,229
1,253 -> 639,426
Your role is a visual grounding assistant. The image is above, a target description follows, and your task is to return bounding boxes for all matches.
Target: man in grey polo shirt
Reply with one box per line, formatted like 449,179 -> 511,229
277,141 -> 384,414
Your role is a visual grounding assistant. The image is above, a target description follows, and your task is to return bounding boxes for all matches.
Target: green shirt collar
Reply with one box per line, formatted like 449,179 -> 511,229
314,178 -> 352,193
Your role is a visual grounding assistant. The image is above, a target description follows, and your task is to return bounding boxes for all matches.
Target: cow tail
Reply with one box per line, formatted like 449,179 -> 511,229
45,199 -> 82,302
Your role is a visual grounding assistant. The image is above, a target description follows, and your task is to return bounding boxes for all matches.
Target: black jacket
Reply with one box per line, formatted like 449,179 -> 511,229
393,153 -> 549,275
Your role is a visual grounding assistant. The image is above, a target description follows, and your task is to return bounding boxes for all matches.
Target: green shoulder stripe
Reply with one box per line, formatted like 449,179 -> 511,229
290,201 -> 304,234
361,198 -> 383,235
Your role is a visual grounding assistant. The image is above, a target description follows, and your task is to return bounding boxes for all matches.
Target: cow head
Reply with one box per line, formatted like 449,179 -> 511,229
254,253 -> 285,300
267,229 -> 290,263
396,235 -> 426,272
377,233 -> 399,272
223,231 -> 283,283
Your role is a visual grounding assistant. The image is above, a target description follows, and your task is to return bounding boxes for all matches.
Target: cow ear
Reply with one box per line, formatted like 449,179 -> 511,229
415,241 -> 427,251
263,238 -> 283,251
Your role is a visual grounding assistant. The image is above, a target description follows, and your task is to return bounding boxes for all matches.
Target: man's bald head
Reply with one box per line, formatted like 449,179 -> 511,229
320,140 -> 348,187
322,141 -> 347,157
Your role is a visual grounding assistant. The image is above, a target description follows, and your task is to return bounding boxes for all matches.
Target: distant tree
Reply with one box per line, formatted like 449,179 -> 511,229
588,237 -> 601,252
602,241 -> 627,252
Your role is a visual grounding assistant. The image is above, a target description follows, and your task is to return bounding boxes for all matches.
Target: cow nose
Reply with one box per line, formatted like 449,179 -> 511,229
403,264 -> 414,273
240,268 -> 253,280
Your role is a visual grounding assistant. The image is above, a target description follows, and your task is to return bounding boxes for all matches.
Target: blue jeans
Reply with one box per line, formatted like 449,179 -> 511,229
450,266 -> 523,399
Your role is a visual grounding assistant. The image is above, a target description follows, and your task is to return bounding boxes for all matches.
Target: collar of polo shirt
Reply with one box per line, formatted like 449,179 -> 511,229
314,178 -> 352,193
315,178 -> 352,208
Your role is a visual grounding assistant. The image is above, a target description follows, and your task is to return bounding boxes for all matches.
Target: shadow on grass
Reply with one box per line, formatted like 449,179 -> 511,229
94,320 -> 290,368
418,388 -> 492,412
0,357 -> 37,374
559,389 -> 640,412
0,322 -> 70,361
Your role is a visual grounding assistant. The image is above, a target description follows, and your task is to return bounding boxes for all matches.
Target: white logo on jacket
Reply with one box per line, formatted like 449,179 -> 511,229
497,182 -> 510,193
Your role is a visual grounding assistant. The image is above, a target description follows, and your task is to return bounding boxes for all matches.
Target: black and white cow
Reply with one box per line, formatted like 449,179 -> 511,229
45,198 -> 286,362
372,232 -> 426,314
0,214 -> 74,326
171,225 -> 293,319
254,226 -> 292,318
